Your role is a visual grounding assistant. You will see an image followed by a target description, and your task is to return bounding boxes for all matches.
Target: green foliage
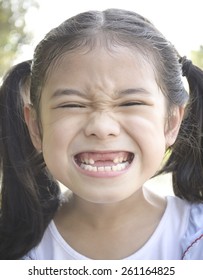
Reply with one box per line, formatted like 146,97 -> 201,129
0,0 -> 38,77
191,46 -> 203,70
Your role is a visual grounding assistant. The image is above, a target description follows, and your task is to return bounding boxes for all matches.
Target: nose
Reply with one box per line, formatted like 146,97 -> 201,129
84,112 -> 120,139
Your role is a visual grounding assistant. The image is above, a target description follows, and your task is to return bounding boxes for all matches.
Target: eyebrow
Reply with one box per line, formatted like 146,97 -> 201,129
51,89 -> 86,99
119,88 -> 150,95
50,87 -> 150,99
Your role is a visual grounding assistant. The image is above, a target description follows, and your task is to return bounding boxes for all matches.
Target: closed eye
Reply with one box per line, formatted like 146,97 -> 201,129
120,102 -> 144,107
59,103 -> 86,108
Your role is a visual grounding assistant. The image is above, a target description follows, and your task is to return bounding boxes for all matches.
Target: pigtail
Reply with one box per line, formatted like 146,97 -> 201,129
0,61 -> 60,259
163,58 -> 203,202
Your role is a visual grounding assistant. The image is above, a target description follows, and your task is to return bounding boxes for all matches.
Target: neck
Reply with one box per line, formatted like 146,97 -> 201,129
55,187 -> 164,230
54,187 -> 166,259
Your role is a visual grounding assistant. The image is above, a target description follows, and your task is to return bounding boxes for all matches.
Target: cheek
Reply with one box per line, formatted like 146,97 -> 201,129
40,119 -> 74,163
41,112 -> 83,144
40,123 -> 72,184
122,113 -> 167,157
40,112 -> 87,175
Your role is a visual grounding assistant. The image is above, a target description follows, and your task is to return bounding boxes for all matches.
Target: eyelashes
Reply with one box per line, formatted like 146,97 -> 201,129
119,102 -> 144,107
59,104 -> 86,108
57,101 -> 145,109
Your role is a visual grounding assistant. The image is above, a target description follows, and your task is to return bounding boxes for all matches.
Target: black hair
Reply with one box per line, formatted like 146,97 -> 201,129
159,57 -> 203,202
1,8 -> 203,259
0,61 -> 60,259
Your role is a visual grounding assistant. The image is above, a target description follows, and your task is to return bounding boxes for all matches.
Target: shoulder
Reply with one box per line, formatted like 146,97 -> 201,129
21,254 -> 35,260
180,200 -> 203,259
21,219 -> 72,260
21,221 -> 56,260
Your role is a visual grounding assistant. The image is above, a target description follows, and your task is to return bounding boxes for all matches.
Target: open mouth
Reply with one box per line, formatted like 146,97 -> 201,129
74,151 -> 134,174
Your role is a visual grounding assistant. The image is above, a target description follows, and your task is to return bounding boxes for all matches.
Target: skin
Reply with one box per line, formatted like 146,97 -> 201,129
25,45 -> 184,259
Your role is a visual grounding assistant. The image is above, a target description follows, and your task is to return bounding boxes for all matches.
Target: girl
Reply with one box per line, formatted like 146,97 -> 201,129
1,9 -> 203,260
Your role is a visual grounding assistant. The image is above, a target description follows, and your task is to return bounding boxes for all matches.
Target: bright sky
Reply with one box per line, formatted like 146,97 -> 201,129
21,0 -> 203,62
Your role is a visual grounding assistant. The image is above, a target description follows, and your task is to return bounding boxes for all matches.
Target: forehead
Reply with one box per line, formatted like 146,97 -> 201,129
43,45 -> 158,96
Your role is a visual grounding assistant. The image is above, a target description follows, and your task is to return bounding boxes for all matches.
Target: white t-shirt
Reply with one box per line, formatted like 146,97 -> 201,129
22,196 -> 203,260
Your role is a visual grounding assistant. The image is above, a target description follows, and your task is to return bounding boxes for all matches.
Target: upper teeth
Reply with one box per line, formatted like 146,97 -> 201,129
82,158 -> 95,164
81,157 -> 127,165
89,158 -> 95,165
113,157 -> 126,163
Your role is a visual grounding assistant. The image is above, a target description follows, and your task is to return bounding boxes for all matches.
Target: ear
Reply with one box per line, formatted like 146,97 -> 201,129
24,104 -> 42,151
165,106 -> 185,148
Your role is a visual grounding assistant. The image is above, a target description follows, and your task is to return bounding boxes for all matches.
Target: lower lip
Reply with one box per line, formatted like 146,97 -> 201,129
73,161 -> 132,178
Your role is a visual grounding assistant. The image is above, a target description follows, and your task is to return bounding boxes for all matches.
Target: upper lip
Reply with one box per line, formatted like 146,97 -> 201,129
73,150 -> 134,156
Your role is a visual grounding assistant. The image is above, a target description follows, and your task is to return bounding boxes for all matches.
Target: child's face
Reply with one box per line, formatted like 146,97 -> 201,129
27,46 -> 182,204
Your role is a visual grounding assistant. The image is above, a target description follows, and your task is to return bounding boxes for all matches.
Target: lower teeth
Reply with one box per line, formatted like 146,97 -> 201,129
80,162 -> 129,172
